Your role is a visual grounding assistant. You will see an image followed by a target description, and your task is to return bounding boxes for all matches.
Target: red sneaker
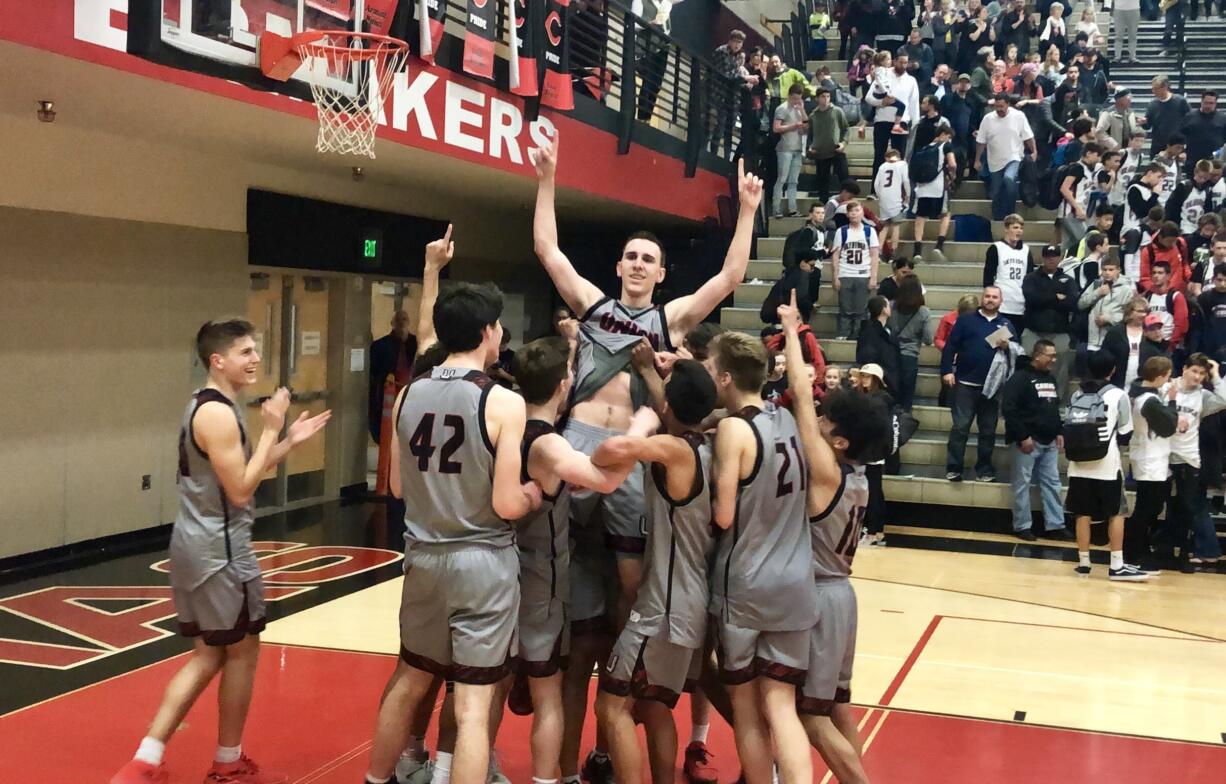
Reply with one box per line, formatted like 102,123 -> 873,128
204,755 -> 288,784
111,759 -> 169,784
683,741 -> 718,784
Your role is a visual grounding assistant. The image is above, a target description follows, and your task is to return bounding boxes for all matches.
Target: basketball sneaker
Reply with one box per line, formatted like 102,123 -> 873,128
111,759 -> 168,784
580,750 -> 614,784
205,755 -> 288,784
1074,564 -> 1091,577
682,741 -> 718,783
395,751 -> 431,783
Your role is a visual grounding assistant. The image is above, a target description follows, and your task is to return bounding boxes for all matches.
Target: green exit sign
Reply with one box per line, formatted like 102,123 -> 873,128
359,228 -> 383,265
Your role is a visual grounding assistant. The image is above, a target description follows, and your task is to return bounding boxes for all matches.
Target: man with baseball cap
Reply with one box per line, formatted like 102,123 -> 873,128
1095,89 -> 1141,151
939,73 -> 977,185
1023,245 -> 1079,400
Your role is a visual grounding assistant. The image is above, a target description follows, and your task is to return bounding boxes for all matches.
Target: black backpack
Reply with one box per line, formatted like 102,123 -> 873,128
1041,163 -> 1074,211
910,142 -> 944,185
1062,385 -> 1116,462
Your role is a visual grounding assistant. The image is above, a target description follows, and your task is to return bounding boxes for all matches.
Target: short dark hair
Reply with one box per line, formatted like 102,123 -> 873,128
821,388 -> 894,463
1086,233 -> 1108,253
434,282 -> 504,353
839,179 -> 862,196
665,360 -> 718,425
892,256 -> 915,271
196,318 -> 255,366
1151,259 -> 1172,274
1033,338 -> 1057,355
1086,349 -> 1116,381
1072,118 -> 1094,137
1215,263 -> 1226,279
713,332 -> 768,393
1204,89 -> 1219,100
1168,132 -> 1187,147
788,83 -> 806,96
1186,352 -> 1213,371
1099,254 -> 1119,269
623,231 -> 665,265
512,337 -> 570,405
1101,150 -> 1121,164
867,295 -> 890,320
993,91 -> 1011,102
729,29 -> 746,41
1146,205 -> 1166,223
412,342 -> 449,377
1094,203 -> 1114,218
1158,221 -> 1181,239
684,322 -> 726,359
1082,141 -> 1103,157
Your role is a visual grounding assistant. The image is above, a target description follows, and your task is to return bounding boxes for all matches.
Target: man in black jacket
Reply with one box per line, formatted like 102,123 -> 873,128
368,310 -> 417,441
856,295 -> 903,396
1002,342 -> 1071,540
1022,245 -> 1079,401
1179,90 -> 1226,176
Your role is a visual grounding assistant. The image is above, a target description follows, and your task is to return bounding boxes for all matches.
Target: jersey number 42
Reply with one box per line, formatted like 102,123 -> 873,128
408,413 -> 465,474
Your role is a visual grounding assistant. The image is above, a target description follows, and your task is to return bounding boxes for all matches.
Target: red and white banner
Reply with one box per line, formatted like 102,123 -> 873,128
540,0 -> 572,110
418,0 -> 447,62
462,0 -> 498,79
508,0 -> 539,96
364,0 -> 400,35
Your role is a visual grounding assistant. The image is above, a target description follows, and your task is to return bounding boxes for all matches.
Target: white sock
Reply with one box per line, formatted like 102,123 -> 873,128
690,723 -> 710,744
533,779 -> 559,784
134,737 -> 165,766
215,744 -> 242,764
431,752 -> 453,784
1110,550 -> 1124,570
1079,551 -> 1091,568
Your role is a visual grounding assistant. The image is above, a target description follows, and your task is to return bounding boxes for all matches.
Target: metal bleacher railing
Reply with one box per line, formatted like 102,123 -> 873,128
433,0 -> 744,176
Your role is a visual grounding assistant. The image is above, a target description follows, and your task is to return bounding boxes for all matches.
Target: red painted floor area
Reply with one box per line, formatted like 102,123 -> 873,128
3,645 -> 1224,783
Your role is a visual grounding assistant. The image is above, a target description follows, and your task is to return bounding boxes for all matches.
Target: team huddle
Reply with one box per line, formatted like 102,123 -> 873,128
110,132 -> 895,784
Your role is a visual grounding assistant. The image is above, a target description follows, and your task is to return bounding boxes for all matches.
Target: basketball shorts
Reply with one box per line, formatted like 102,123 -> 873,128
911,194 -> 948,219
715,618 -> 809,686
568,529 -> 615,635
514,596 -> 570,677
878,201 -> 907,223
399,544 -> 519,684
600,627 -> 701,707
1066,474 -> 1124,521
173,564 -> 266,647
797,579 -> 858,716
564,419 -> 649,557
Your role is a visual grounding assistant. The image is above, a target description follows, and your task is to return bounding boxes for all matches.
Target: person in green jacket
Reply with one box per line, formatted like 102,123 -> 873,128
767,53 -> 817,107
809,6 -> 832,59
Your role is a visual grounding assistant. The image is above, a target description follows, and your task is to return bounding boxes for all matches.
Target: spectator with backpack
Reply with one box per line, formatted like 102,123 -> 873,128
1002,340 -> 1072,541
911,121 -> 957,262
1064,349 -> 1146,580
1056,141 -> 1104,254
940,73 -> 980,182
1145,260 -> 1191,351
782,203 -> 829,271
1139,223 -> 1192,293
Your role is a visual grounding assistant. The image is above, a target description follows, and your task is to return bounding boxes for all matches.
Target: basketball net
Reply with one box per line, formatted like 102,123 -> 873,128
295,32 -> 409,158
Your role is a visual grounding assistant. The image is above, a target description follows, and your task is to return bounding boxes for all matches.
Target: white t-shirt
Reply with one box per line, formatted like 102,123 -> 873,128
1164,381 -> 1226,468
978,108 -> 1035,173
874,161 -> 910,220
1130,389 -> 1172,482
1067,385 -> 1132,480
831,224 -> 879,279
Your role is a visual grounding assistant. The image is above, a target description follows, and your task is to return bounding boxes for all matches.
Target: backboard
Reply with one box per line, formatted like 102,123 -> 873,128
130,1 -> 402,95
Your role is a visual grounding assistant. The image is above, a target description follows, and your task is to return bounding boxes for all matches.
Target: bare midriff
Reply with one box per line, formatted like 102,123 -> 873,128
570,372 -> 634,432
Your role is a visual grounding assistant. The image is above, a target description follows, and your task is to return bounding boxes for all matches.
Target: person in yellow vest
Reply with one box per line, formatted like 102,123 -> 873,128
809,4 -> 832,60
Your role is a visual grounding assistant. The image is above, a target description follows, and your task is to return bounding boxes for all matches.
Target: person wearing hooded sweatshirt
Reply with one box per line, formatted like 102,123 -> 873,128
1156,353 -> 1226,569
1023,245 -> 1079,401
1124,356 -> 1179,571
857,295 -> 904,398
1078,255 -> 1135,350
1002,342 -> 1071,540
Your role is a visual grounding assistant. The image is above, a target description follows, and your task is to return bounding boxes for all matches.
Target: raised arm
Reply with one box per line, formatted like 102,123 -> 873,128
416,225 -> 454,357
779,294 -> 841,508
664,160 -> 765,339
594,433 -> 696,500
530,130 -> 606,316
196,388 -> 330,508
487,385 -> 541,520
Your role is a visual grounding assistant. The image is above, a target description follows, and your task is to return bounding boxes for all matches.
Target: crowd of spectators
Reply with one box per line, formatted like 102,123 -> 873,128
730,2 -> 1226,576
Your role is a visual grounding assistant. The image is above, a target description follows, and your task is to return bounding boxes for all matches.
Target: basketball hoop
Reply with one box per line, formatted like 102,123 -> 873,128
265,30 -> 409,159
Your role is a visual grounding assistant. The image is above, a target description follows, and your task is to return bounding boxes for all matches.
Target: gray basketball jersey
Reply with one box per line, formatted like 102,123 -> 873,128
572,297 -> 675,405
710,405 -> 819,631
397,366 -> 510,548
169,388 -> 259,591
517,419 -> 571,604
628,431 -> 716,649
809,463 -> 870,580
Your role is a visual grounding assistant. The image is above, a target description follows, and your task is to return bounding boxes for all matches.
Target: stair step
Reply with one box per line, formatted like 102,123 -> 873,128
746,259 -> 983,286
